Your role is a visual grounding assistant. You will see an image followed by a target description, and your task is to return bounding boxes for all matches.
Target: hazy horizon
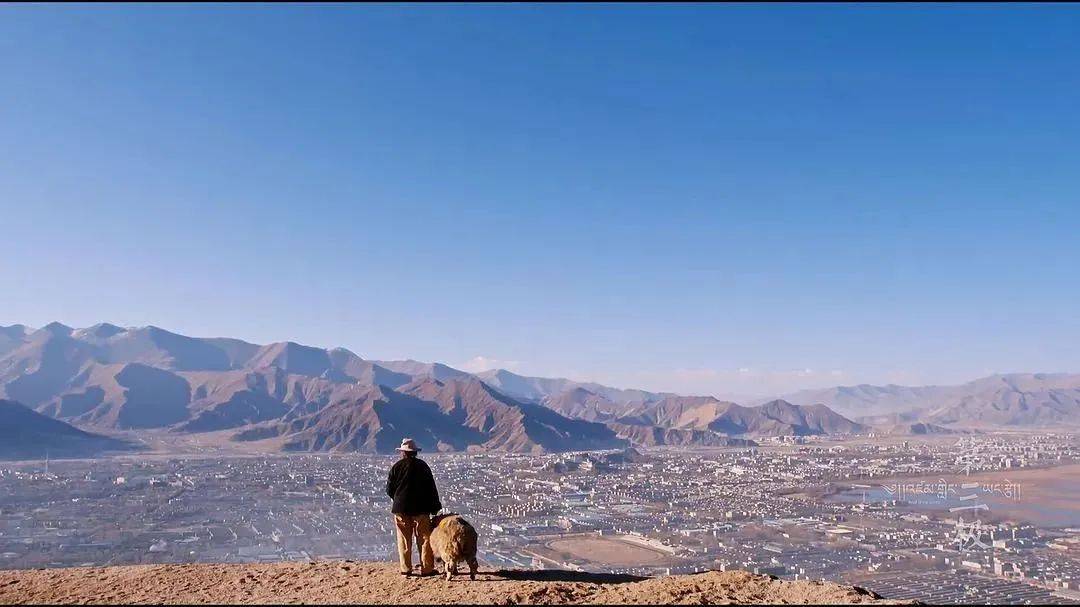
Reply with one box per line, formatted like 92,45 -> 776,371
3,319 -> 1075,402
4,4 -> 1079,396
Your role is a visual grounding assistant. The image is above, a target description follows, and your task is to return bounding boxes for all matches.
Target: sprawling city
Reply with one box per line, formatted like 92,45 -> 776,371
3,433 -> 1078,604
6,3 -> 1080,605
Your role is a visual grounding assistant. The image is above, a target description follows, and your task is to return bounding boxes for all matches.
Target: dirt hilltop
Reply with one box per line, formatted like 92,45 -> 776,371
0,561 -> 905,605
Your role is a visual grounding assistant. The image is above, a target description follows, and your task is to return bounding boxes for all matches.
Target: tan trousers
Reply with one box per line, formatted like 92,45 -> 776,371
394,514 -> 435,574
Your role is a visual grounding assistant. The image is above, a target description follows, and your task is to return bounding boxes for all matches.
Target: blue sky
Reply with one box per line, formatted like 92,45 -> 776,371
2,4 -> 1078,397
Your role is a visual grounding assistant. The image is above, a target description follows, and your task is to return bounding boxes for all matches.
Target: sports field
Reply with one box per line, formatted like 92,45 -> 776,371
544,535 -> 674,567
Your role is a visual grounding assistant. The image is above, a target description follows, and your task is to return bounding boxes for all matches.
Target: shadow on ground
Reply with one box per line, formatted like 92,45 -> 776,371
491,569 -> 647,584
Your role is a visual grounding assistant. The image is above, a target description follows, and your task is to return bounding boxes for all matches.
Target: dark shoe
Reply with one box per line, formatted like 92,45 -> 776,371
417,570 -> 438,577
400,571 -> 412,577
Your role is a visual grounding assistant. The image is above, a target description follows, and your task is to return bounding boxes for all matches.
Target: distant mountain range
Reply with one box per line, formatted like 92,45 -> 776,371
2,322 -> 1070,457
234,377 -> 627,454
778,373 -> 1080,428
474,369 -> 676,407
460,368 -> 1080,431
0,322 -> 864,455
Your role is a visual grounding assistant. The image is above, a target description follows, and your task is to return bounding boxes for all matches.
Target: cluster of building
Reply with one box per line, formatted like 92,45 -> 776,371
0,432 -> 1077,604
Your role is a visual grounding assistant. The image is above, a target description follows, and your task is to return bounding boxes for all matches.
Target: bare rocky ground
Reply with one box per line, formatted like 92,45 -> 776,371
0,561 -> 905,605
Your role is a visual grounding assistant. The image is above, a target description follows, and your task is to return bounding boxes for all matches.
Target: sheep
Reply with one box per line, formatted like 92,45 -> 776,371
428,513 -> 479,581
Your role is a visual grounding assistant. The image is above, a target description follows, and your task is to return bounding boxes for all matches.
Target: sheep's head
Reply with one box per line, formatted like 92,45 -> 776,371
431,512 -> 460,527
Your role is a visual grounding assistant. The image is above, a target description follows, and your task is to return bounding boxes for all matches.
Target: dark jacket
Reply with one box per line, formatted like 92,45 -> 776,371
386,456 -> 442,515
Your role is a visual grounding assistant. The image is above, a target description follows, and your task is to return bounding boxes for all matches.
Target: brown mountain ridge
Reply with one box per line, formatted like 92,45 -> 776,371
0,323 -> 873,453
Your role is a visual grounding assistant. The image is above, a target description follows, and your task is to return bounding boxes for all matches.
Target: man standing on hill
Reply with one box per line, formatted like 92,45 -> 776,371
385,438 -> 441,577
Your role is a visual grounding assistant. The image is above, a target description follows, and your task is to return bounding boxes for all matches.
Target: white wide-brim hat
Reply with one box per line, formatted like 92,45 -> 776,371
396,438 -> 421,452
